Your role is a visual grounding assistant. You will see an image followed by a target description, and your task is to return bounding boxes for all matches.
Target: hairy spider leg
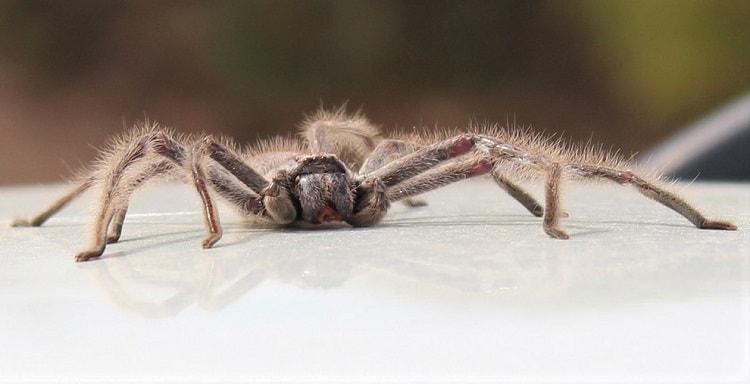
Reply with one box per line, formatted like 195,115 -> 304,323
365,134 -> 478,186
348,134 -> 495,226
303,108 -> 379,160
69,132 -> 267,261
543,163 -> 567,239
196,137 -> 302,226
11,176 -> 95,228
474,135 -> 737,238
360,139 -> 420,174
11,133 -> 185,246
190,143 -> 224,249
105,160 -> 174,243
191,136 -> 310,249
567,164 -> 738,230
362,138 -> 544,216
202,140 -> 269,192
362,134 -> 543,211
383,157 -> 494,202
344,135 -> 467,226
360,139 -> 427,207
114,134 -> 265,248
306,117 -> 377,155
492,172 -> 545,217
70,133 -> 173,261
10,162 -> 178,246
356,133 -> 736,239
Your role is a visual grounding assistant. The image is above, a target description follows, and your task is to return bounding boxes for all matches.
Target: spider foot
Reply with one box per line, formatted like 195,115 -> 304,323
528,205 -> 544,217
10,217 -> 33,227
700,220 -> 738,231
106,234 -> 121,244
75,248 -> 104,262
544,225 -> 570,240
201,233 -> 222,249
402,197 -> 427,207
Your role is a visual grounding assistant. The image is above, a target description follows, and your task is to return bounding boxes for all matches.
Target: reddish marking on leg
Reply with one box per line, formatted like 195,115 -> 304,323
152,132 -> 186,164
152,132 -> 176,158
383,141 -> 401,151
468,159 -> 493,177
449,135 -> 475,157
616,171 -> 634,184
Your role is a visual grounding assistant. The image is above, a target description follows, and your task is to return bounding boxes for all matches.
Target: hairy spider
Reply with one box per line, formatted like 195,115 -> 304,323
12,107 -> 737,262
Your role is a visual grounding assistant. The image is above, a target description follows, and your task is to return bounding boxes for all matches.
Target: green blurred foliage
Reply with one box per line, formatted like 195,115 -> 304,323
575,0 -> 750,125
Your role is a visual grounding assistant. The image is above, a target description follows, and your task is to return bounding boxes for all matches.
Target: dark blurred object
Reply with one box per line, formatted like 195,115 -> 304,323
640,92 -> 750,181
2,1 -> 750,184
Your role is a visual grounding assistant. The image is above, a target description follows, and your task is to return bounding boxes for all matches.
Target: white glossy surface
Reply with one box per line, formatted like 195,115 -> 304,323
1,181 -> 749,383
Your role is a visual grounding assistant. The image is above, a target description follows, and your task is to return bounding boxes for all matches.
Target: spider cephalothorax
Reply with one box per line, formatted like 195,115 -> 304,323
273,154 -> 357,225
12,108 -> 737,262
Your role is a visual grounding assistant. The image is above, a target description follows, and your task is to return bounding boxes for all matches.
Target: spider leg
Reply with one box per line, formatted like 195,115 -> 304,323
105,206 -> 128,243
473,135 -> 737,236
71,132 -> 191,262
301,108 -> 379,170
12,161 -> 176,248
205,167 -> 263,215
359,133 -> 735,237
351,135 -> 516,226
350,156 -> 499,227
360,139 -> 419,174
365,134 -> 477,187
352,155 -> 495,227
491,172 -> 545,217
190,144 -> 224,249
383,158 -> 494,202
105,160 -> 176,244
360,139 -> 427,207
64,136 -> 148,260
93,133 -> 279,254
201,140 -> 269,193
363,152 -> 550,231
305,116 -> 378,155
187,138 -> 273,249
190,137 -> 286,249
357,134 -> 546,228
362,138 -> 544,215
360,134 -> 541,207
349,136 -> 475,226
84,132 -> 271,257
568,164 -> 737,230
12,159 -> 176,246
542,163 -> 568,239
11,176 -> 94,227
194,137 -> 297,225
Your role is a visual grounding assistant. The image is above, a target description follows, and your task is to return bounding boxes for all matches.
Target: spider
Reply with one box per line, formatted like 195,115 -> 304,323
11,107 -> 737,262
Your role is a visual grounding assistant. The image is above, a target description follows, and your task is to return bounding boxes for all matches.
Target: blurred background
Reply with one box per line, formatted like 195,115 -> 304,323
1,0 -> 749,185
